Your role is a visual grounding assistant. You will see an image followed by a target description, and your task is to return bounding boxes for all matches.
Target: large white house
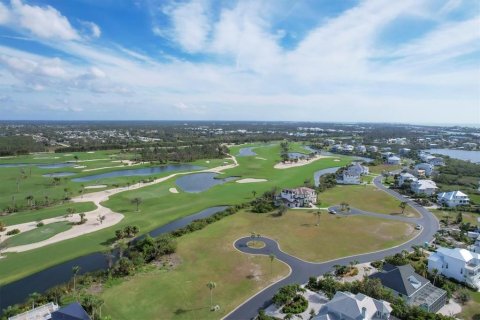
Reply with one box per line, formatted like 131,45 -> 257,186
411,179 -> 438,196
428,247 -> 480,290
275,187 -> 317,208
336,163 -> 369,185
420,153 -> 445,166
313,291 -> 392,320
414,163 -> 434,177
437,191 -> 470,207
397,172 -> 418,187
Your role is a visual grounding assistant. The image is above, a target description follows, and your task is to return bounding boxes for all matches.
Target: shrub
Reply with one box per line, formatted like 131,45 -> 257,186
272,284 -> 305,306
6,229 -> 20,236
0,221 -> 6,231
37,222 -> 44,227
282,294 -> 308,314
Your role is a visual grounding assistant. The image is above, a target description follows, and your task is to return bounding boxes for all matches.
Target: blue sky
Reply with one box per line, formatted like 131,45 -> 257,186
0,0 -> 479,123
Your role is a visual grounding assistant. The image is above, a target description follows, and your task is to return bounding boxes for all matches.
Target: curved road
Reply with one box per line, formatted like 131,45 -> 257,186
224,175 -> 439,320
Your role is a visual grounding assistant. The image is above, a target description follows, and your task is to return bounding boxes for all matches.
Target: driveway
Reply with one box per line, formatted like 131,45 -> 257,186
224,175 -> 439,320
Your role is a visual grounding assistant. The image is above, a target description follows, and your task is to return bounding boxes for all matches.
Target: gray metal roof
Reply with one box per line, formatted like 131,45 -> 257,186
370,264 -> 429,297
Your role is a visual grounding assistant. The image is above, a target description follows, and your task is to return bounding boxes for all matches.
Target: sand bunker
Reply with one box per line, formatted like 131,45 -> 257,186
236,178 -> 267,183
255,157 -> 267,160
274,155 -> 331,169
334,159 -> 341,162
84,185 -> 107,189
169,187 -> 179,193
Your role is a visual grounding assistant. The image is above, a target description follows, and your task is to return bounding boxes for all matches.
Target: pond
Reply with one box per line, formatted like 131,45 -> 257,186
0,163 -> 75,169
42,172 -> 76,178
422,149 -> 480,163
238,147 -> 257,156
288,152 -> 309,159
0,206 -> 228,313
72,164 -> 203,182
175,172 -> 237,193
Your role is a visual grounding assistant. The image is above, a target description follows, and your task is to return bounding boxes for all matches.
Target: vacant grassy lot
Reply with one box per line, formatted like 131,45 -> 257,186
319,185 -> 419,217
4,221 -> 72,247
368,164 -> 402,174
433,210 -> 479,226
458,291 -> 480,320
100,209 -> 414,319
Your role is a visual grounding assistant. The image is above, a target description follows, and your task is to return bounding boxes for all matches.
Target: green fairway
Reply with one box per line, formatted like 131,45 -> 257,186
0,202 -> 96,226
4,221 -> 72,247
0,142 -> 415,286
319,184 -> 419,217
100,209 -> 415,319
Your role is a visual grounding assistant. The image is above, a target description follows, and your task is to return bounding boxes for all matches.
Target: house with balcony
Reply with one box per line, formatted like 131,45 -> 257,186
428,247 -> 480,290
313,291 -> 392,320
414,163 -> 434,177
397,172 -> 418,187
437,191 -> 470,208
336,163 -> 369,185
275,187 -> 317,208
387,156 -> 401,165
370,264 -> 447,312
411,179 -> 438,196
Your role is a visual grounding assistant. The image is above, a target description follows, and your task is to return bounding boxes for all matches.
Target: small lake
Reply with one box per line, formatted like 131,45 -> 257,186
72,164 -> 203,182
42,172 -> 76,178
423,149 -> 480,163
0,206 -> 228,313
288,152 -> 309,159
0,162 -> 75,168
238,147 -> 257,156
314,167 -> 340,186
176,172 -> 237,193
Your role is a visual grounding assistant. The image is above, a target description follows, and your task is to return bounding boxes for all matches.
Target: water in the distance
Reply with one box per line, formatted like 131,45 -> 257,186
0,163 -> 75,168
314,167 -> 341,186
72,164 -> 203,182
423,149 -> 480,163
238,147 -> 257,156
0,206 -> 228,313
176,172 -> 237,193
42,172 -> 76,178
288,152 -> 309,159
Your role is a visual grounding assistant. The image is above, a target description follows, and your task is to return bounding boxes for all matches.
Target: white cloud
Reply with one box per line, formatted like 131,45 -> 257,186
162,0 -> 211,53
81,21 -> 101,38
0,2 -> 11,24
10,0 -> 79,40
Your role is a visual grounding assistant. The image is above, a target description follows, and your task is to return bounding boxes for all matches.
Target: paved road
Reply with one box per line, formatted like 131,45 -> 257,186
224,176 -> 439,320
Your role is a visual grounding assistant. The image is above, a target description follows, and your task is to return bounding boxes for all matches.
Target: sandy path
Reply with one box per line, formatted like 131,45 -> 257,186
274,155 -> 331,169
1,155 -> 238,253
236,178 -> 267,183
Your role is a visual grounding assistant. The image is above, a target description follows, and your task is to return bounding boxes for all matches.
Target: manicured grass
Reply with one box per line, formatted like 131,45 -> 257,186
101,211 -> 290,320
4,221 -> 72,247
319,185 -> 419,217
0,202 -> 96,226
100,209 -> 415,319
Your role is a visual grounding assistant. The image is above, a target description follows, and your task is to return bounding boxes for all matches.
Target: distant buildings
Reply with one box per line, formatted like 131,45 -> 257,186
419,153 -> 445,166
275,187 -> 317,208
399,148 -> 411,155
410,179 -> 438,196
355,145 -> 367,153
437,191 -> 470,207
397,172 -> 418,187
313,291 -> 392,320
336,163 -> 369,185
370,264 -> 447,313
428,247 -> 480,290
367,145 -> 378,153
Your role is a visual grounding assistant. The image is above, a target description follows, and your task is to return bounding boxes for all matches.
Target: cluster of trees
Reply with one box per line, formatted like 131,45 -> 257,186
316,173 -> 337,192
280,142 -> 290,162
0,136 -> 46,156
114,225 -> 139,240
272,284 -> 307,315
251,188 -> 278,213
138,143 -> 229,163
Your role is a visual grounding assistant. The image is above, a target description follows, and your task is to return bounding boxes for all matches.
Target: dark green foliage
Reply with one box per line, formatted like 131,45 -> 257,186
6,229 -> 20,236
272,284 -> 305,306
281,295 -> 308,314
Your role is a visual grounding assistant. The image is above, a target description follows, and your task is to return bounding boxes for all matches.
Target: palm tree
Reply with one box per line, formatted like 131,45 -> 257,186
116,239 -> 128,258
131,197 -> 142,212
207,281 -> 216,309
25,195 -> 34,207
313,211 -> 322,226
74,155 -> 79,163
399,201 -> 407,214
72,265 -> 80,294
28,292 -> 41,309
250,232 -> 257,247
252,190 -> 257,198
269,254 -> 276,275
432,268 -> 439,286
